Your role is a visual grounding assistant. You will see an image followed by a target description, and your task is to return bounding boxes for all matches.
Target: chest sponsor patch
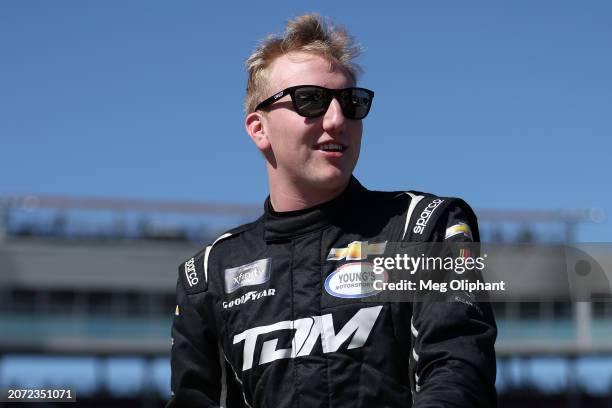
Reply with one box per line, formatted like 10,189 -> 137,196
326,241 -> 387,261
224,258 -> 272,294
324,262 -> 387,298
233,305 -> 383,371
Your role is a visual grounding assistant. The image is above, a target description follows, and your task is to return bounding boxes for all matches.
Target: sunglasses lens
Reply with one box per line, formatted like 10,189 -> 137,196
294,86 -> 329,116
340,88 -> 372,119
290,86 -> 373,119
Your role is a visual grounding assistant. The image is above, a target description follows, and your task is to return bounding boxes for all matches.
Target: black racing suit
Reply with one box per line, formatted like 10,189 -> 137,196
167,177 -> 497,407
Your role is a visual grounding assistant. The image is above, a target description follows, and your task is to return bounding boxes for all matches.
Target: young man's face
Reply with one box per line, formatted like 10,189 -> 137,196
253,52 -> 363,195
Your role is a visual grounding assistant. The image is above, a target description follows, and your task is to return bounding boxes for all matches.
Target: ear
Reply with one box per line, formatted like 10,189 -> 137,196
245,112 -> 270,151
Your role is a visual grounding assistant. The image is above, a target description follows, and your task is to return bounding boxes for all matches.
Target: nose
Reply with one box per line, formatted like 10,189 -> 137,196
322,97 -> 346,135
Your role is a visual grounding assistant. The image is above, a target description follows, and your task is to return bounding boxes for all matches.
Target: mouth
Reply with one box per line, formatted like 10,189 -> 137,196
314,142 -> 346,153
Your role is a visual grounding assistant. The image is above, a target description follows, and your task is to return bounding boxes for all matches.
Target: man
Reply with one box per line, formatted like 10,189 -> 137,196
168,14 -> 496,407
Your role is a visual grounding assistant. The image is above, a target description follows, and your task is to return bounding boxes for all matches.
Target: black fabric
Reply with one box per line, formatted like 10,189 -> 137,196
167,178 -> 497,408
262,176 -> 369,241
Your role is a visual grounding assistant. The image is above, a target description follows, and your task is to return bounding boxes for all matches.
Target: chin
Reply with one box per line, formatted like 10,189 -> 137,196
309,168 -> 352,191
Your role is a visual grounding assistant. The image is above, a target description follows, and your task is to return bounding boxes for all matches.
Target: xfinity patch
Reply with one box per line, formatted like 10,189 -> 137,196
225,258 -> 272,294
324,262 -> 386,299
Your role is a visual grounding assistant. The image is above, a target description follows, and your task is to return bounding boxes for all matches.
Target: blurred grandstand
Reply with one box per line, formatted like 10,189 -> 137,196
0,194 -> 610,407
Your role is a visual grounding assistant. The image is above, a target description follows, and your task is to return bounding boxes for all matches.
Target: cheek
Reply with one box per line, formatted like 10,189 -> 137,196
265,114 -> 292,148
267,115 -> 313,153
349,122 -> 363,160
349,121 -> 363,143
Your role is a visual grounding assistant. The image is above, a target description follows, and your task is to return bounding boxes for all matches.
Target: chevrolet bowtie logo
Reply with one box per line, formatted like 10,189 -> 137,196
326,241 -> 387,261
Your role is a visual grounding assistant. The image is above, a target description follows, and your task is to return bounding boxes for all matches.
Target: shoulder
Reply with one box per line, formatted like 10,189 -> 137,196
397,190 -> 480,242
428,196 -> 480,242
436,199 -> 479,242
176,216 -> 263,294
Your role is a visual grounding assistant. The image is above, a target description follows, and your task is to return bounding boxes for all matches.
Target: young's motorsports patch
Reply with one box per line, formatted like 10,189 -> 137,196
324,262 -> 388,299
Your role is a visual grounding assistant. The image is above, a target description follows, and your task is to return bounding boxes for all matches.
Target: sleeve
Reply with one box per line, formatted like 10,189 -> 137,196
409,204 -> 498,407
166,260 -> 224,407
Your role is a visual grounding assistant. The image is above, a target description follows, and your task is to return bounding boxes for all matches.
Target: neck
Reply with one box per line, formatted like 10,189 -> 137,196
268,176 -> 349,212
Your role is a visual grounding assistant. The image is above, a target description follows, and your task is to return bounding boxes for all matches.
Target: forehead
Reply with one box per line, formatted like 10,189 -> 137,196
266,52 -> 354,91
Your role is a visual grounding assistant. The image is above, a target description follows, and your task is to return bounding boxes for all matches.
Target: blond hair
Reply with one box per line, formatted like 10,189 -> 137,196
244,13 -> 363,114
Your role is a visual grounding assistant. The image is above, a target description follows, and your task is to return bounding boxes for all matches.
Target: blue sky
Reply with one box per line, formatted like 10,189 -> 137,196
1,1 -> 610,241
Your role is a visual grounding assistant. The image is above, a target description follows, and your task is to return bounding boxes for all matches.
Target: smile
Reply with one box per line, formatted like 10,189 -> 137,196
316,143 -> 346,152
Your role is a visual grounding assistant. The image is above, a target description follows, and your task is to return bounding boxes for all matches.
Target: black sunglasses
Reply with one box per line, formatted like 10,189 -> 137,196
255,85 -> 374,120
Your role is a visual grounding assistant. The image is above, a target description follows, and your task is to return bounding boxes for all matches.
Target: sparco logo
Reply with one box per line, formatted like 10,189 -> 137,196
233,305 -> 383,371
184,258 -> 198,287
413,199 -> 444,235
223,289 -> 276,309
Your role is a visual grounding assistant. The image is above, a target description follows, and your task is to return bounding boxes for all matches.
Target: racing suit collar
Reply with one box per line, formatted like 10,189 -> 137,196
263,176 -> 366,241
